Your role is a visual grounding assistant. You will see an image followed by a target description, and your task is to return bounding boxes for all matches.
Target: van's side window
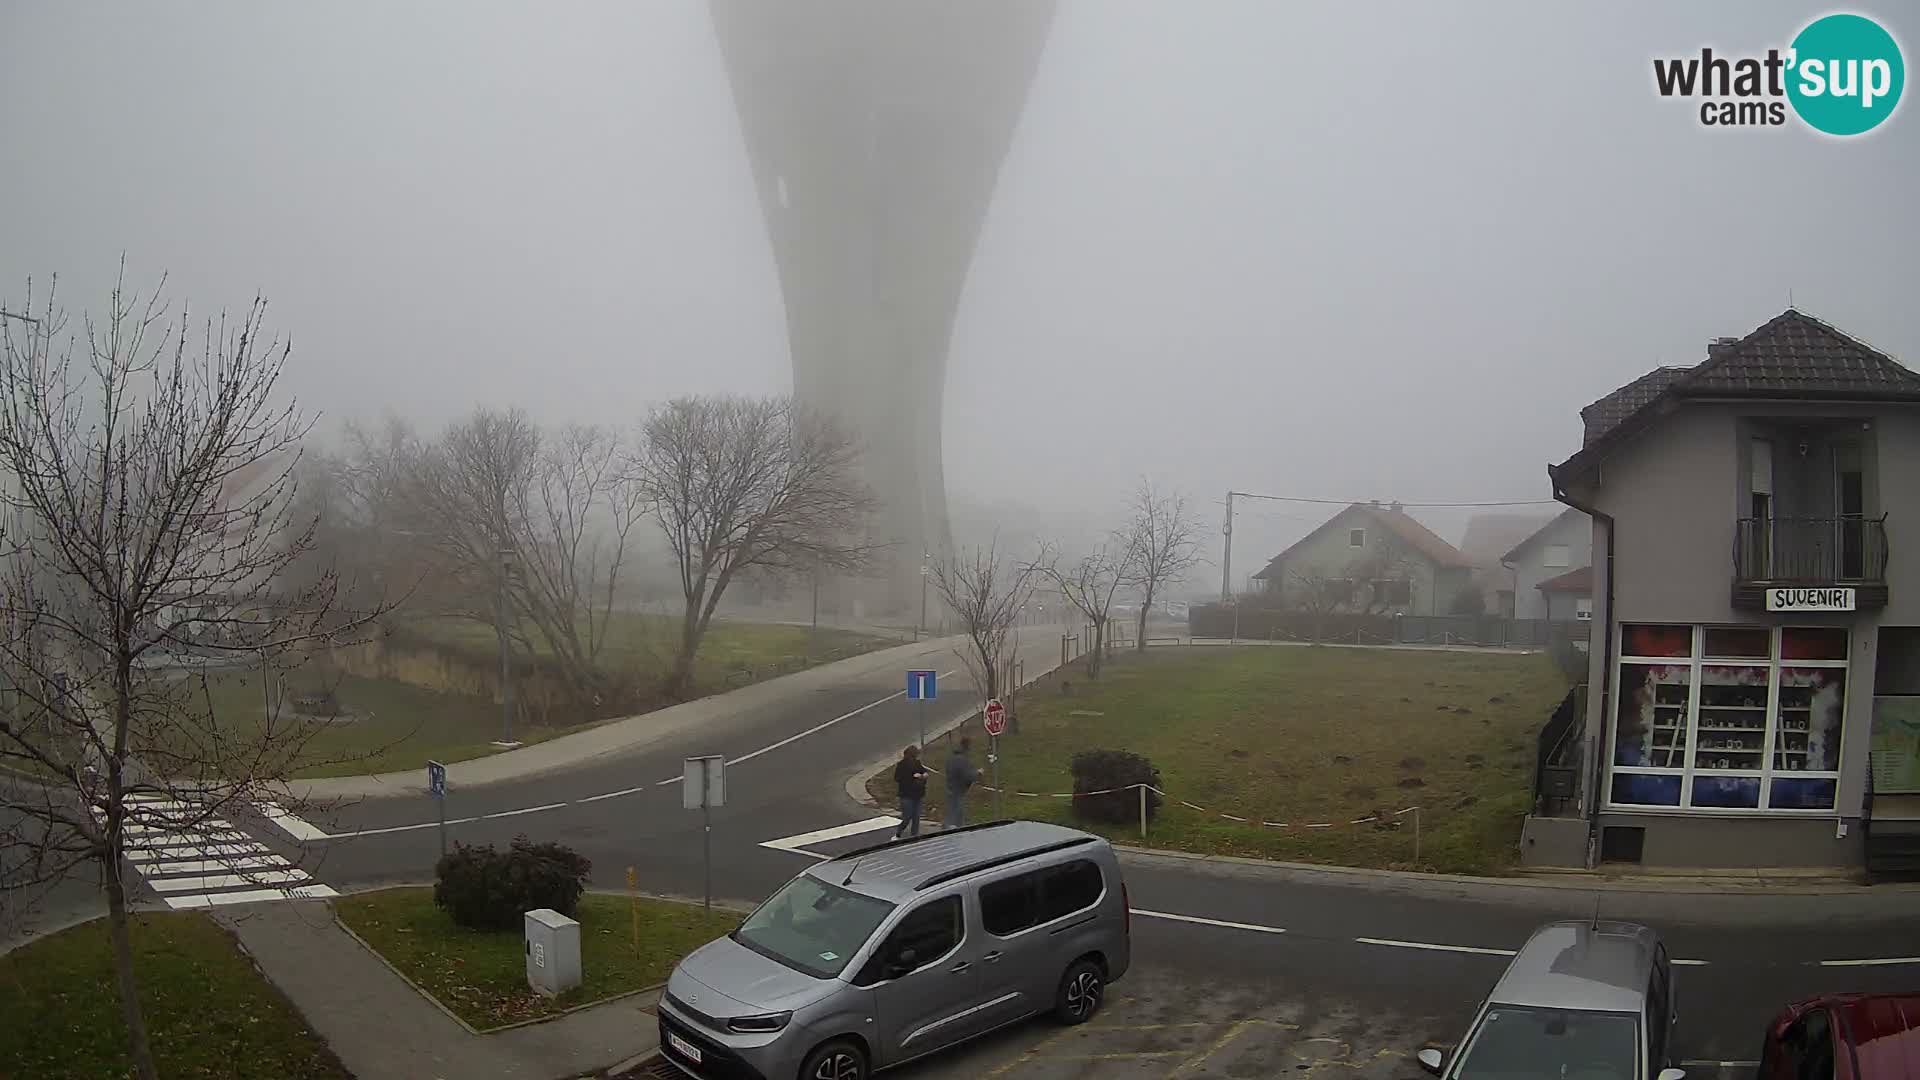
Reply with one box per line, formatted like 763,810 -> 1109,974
980,872 -> 1042,936
855,896 -> 963,985
1040,860 -> 1104,923
980,861 -> 1105,938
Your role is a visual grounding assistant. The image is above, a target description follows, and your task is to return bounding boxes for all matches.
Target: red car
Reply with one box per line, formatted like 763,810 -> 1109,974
1761,993 -> 1920,1079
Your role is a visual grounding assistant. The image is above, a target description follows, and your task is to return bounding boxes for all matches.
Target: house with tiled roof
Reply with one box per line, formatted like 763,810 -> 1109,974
1498,507 -> 1592,622
1527,308 -> 1920,878
1458,512 -> 1558,615
1251,501 -> 1476,616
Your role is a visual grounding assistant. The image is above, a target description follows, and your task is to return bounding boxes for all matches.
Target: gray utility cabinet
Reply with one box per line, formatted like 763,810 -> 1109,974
524,908 -> 582,997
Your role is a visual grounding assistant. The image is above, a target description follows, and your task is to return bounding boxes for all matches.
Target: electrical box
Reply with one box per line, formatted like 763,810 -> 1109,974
524,908 -> 581,997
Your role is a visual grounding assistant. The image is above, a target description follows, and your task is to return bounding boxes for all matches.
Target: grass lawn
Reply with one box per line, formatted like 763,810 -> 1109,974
0,913 -> 350,1080
334,887 -> 735,1031
868,646 -> 1572,875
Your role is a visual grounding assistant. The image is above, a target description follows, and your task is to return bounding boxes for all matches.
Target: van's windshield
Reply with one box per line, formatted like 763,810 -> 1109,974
732,874 -> 896,979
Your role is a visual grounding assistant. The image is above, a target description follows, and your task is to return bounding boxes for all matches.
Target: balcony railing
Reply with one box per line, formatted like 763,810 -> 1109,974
1734,516 -> 1888,583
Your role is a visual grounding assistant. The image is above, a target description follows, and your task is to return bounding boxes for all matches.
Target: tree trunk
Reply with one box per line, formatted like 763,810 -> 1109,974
1135,598 -> 1150,653
104,856 -> 160,1080
667,601 -> 703,700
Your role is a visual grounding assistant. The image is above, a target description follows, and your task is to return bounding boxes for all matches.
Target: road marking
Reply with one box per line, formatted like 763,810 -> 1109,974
1135,910 -> 1287,936
1354,937 -> 1517,957
329,816 -> 483,839
1672,958 -> 1711,966
728,670 -> 959,770
1819,956 -> 1920,967
146,870 -> 311,893
760,816 -> 901,854
164,884 -> 339,910
126,843 -> 270,861
136,856 -> 286,875
1682,1062 -> 1760,1070
579,786 -> 645,803
260,803 -> 329,841
483,802 -> 568,819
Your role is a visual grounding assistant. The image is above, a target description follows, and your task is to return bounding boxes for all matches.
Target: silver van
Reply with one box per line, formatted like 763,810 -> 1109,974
659,820 -> 1131,1080
1417,920 -> 1683,1080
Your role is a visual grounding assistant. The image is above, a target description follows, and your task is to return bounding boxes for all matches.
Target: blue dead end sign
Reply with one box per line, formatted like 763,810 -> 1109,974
427,760 -> 447,800
907,670 -> 937,701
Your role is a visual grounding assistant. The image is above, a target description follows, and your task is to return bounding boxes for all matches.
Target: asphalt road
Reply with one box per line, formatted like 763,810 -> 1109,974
90,637 -> 1920,1077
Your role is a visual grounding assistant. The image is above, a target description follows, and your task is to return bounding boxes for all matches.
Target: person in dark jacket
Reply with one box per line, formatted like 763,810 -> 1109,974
892,745 -> 930,838
945,736 -> 981,830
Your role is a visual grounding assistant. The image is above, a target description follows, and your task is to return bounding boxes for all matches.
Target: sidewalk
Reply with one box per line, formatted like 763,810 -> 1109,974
289,629 -> 1067,802
218,898 -> 661,1080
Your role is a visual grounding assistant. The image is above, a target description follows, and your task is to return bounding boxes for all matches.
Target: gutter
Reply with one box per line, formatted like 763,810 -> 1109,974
1548,468 -> 1613,870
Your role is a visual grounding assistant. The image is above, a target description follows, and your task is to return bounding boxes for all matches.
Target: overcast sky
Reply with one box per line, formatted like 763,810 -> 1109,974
3,2 -> 1914,576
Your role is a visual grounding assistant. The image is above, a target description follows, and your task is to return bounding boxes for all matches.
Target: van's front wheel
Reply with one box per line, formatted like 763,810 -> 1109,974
800,1039 -> 867,1080
1053,958 -> 1105,1024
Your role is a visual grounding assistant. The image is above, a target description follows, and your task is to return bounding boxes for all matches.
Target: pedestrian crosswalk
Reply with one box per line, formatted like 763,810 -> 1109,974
118,795 -> 337,910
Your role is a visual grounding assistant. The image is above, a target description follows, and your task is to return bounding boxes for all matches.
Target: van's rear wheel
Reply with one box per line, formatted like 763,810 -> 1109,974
800,1039 -> 867,1080
1053,958 -> 1105,1024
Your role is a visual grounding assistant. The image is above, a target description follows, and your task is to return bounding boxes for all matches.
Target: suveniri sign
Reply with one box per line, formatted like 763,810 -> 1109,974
1766,587 -> 1857,612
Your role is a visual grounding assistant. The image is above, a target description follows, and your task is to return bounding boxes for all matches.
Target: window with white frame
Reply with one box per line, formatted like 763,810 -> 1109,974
1544,544 -> 1571,569
1575,598 -> 1593,621
1607,624 -> 1848,812
1348,528 -> 1366,549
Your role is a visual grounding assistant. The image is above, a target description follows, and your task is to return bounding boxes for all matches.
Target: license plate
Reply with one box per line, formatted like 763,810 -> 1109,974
667,1031 -> 702,1065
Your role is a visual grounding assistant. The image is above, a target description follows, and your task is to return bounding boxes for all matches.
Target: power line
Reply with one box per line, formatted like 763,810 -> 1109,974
1228,491 -> 1561,509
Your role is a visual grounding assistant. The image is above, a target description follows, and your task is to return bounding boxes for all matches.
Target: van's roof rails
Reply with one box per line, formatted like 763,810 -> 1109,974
828,819 -> 1017,863
915,836 -> 1097,892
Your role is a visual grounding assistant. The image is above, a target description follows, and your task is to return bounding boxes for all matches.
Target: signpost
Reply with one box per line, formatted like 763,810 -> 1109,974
683,755 -> 726,914
907,669 -> 937,749
984,699 -> 1006,819
427,760 -> 448,857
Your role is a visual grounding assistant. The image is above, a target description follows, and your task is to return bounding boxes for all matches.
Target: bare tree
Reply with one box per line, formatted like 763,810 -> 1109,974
0,272 -> 381,1079
633,395 -> 873,699
1122,480 -> 1201,651
1283,564 -> 1347,642
927,540 -> 1033,709
1032,534 -> 1139,679
1345,534 -> 1420,615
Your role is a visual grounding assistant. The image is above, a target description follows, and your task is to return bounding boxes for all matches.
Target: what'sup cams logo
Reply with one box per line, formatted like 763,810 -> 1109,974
1654,12 -> 1905,135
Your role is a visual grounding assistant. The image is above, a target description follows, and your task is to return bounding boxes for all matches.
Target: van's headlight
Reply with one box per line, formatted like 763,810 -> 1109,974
726,1011 -> 792,1034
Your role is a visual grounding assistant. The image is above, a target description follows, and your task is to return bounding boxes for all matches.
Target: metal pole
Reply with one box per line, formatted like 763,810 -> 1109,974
497,552 -> 515,746
702,798 -> 712,915
437,797 -> 447,859
991,734 -> 1002,820
1414,807 -> 1422,864
919,559 -> 928,640
1139,784 -> 1148,840
1220,491 -> 1234,602
917,698 -> 926,752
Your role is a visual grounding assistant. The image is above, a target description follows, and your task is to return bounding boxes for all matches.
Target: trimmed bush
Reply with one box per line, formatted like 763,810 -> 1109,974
433,834 -> 592,930
1068,749 -> 1162,826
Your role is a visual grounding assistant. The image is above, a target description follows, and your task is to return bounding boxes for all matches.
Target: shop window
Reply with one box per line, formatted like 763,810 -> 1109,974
1704,627 -> 1771,660
1614,664 -> 1692,767
1782,627 -> 1849,661
1690,775 -> 1761,809
1696,664 -> 1769,772
1768,777 -> 1838,810
1623,624 -> 1691,658
1610,773 -> 1680,807
1777,667 -> 1846,772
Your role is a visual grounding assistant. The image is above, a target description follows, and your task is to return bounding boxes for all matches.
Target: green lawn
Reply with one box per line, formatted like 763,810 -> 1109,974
335,888 -> 736,1031
869,646 -> 1571,875
0,913 -> 350,1080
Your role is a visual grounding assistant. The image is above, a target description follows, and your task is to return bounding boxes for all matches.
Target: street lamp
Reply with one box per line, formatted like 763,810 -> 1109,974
494,548 -> 520,748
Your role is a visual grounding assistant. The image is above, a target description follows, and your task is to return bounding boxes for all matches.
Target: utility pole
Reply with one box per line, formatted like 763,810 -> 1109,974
495,548 -> 519,748
918,553 -> 929,640
1220,491 -> 1234,603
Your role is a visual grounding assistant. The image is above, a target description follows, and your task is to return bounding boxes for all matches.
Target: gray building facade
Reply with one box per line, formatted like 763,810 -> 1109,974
1253,502 -> 1476,616
1534,310 -> 1920,871
1501,509 -> 1593,622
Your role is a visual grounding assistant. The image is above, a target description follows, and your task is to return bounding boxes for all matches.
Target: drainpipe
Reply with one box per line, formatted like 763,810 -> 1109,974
1552,481 -> 1613,869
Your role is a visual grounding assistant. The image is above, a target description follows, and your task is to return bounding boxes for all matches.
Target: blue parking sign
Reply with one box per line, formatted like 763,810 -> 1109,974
427,760 -> 446,800
906,670 -> 937,701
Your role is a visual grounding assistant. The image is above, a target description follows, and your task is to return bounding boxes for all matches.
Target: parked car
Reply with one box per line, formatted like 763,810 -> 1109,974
657,819 -> 1131,1080
1417,920 -> 1682,1080
1759,992 -> 1920,1079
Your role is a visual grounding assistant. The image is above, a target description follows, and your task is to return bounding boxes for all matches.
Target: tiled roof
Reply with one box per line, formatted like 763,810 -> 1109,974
1557,309 -> 1920,481
1458,513 -> 1558,569
1580,367 -> 1689,447
1537,566 -> 1593,594
1255,503 -> 1474,578
1501,507 -> 1585,564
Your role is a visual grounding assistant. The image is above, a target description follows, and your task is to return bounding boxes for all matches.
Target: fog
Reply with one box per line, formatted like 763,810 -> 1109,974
3,1 -> 1915,586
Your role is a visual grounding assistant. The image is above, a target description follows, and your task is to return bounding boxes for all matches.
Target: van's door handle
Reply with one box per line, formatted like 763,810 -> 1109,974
950,961 -> 971,973
982,951 -> 1003,964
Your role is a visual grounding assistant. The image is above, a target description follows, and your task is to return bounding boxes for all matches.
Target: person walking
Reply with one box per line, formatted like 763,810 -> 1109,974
944,736 -> 981,830
893,745 -> 930,839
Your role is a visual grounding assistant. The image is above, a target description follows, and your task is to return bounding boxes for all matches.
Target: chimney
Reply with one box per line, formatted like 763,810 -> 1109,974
1708,336 -> 1739,359
1389,501 -> 1404,514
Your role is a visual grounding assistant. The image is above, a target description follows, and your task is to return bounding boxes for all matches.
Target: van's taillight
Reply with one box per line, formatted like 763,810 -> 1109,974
1122,883 -> 1130,935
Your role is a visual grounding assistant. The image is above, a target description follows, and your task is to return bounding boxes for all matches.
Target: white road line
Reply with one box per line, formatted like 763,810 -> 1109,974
146,870 -> 310,893
1681,1062 -> 1761,1070
331,816 -> 483,839
579,786 -> 645,803
1354,937 -> 1517,957
761,817 -> 901,853
126,843 -> 269,862
1672,958 -> 1711,966
1819,956 -> 1920,967
1135,910 -> 1288,936
730,669 -> 958,770
164,884 -> 338,910
259,803 -> 330,841
483,802 -> 568,820
139,857 -> 287,876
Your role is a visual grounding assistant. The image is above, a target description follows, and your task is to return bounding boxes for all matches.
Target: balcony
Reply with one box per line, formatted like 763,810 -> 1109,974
1732,516 -> 1889,611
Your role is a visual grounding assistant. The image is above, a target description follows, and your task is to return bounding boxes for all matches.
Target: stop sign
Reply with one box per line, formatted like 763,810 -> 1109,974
983,698 -> 1007,736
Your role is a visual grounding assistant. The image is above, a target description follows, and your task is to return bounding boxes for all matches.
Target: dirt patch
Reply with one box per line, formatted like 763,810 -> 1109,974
1397,777 -> 1426,789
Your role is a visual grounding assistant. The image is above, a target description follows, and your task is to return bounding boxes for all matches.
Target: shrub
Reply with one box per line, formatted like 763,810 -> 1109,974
1068,749 -> 1162,826
433,834 -> 592,930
